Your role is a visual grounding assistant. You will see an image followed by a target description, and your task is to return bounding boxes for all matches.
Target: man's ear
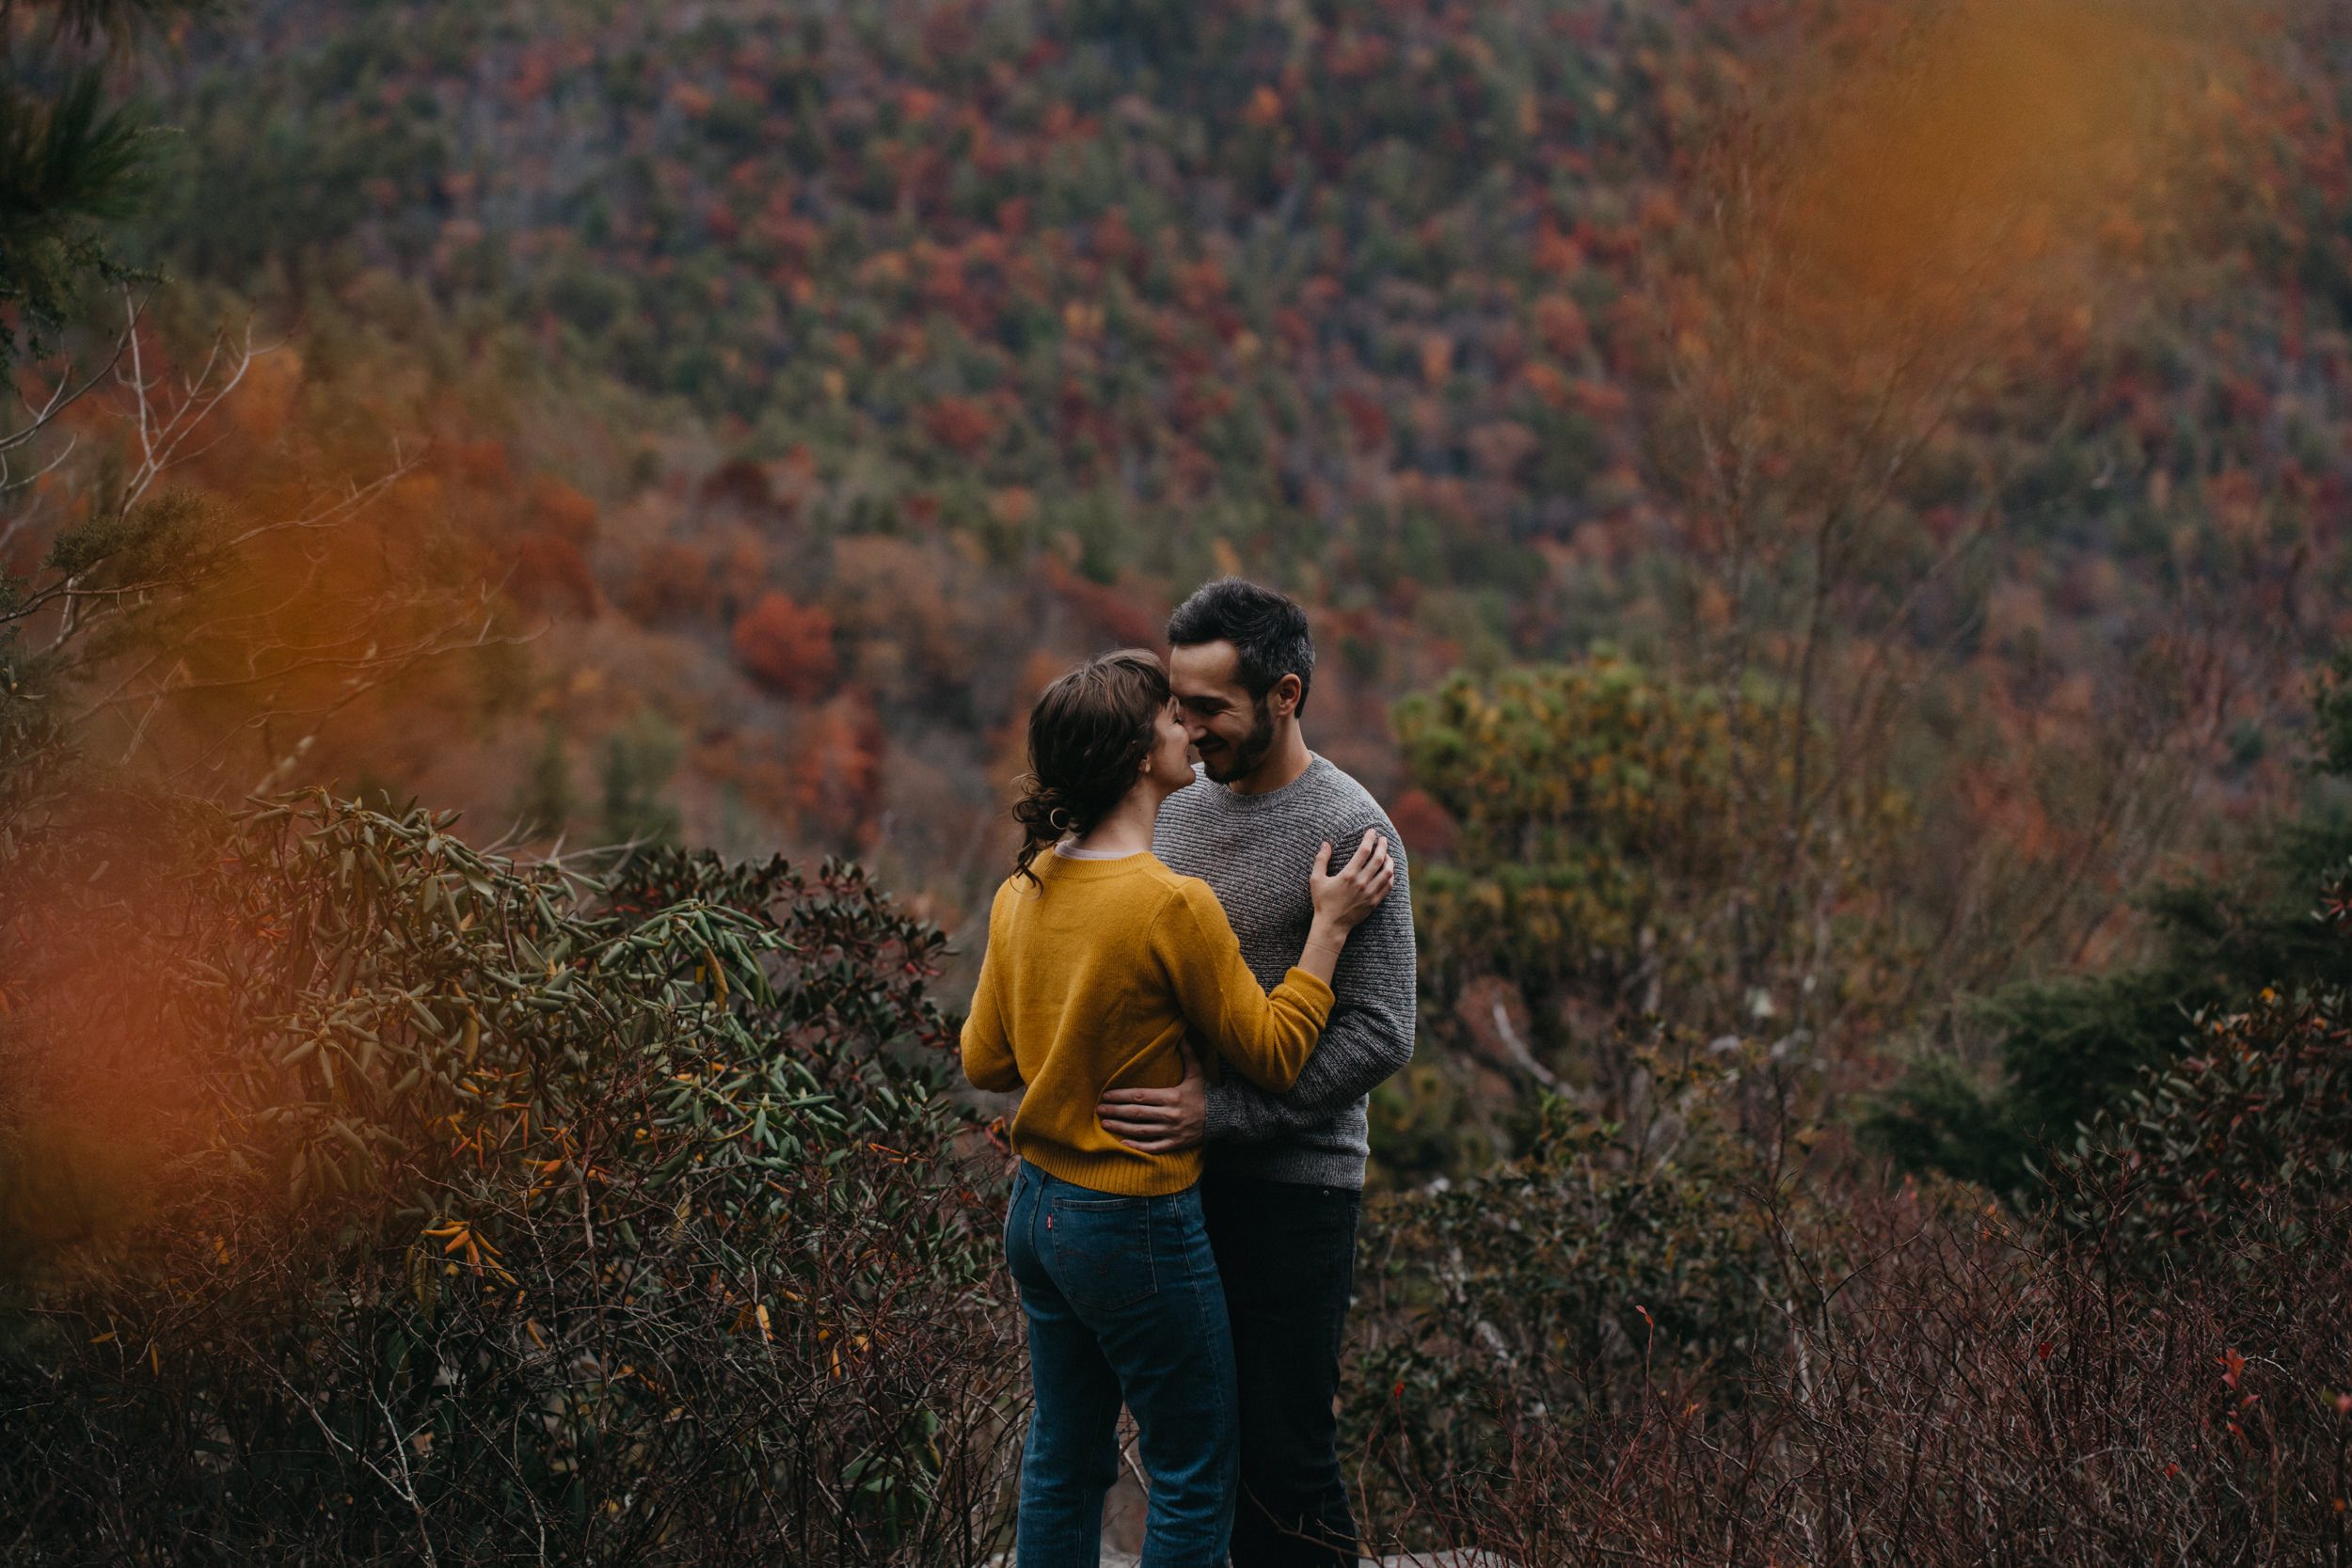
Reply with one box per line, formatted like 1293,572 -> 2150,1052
1270,673 -> 1303,718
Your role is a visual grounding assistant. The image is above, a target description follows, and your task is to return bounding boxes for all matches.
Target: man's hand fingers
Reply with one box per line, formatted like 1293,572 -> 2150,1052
1113,1136 -> 1184,1155
1097,1086 -> 1183,1109
1096,1101 -> 1176,1124
1344,830 -> 1379,874
1097,1106 -> 1178,1132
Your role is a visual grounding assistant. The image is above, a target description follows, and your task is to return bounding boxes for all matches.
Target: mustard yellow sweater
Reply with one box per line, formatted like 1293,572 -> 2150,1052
960,848 -> 1334,1196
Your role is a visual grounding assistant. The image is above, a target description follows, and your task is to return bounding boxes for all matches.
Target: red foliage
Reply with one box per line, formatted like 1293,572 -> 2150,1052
509,533 -> 599,617
791,690 -> 886,847
1390,786 -> 1458,860
453,438 -> 511,488
1041,556 -> 1164,650
920,396 -> 995,455
1337,388 -> 1391,451
731,592 -> 839,699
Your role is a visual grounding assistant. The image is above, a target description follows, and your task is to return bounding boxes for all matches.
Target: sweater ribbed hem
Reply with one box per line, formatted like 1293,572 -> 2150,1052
1204,1142 -> 1369,1190
1013,1141 -> 1203,1196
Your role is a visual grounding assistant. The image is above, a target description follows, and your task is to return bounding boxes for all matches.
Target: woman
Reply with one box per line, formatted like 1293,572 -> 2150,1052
961,648 -> 1392,1568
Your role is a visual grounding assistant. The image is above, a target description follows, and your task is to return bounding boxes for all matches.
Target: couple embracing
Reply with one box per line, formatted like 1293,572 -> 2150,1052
961,578 -> 1415,1568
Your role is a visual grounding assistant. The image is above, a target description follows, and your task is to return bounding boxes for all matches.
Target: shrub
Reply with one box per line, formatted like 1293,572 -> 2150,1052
0,794 -> 1020,1565
1345,1048 -> 1785,1525
1394,657 -> 1914,1130
2042,871 -> 2352,1283
1357,1176 -> 2352,1566
1869,855 -> 2352,1198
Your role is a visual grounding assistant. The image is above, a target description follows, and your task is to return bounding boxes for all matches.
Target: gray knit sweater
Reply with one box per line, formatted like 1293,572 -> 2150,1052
1152,756 -> 1415,1189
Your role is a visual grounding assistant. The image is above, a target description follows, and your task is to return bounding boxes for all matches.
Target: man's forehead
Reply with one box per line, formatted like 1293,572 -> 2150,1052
1168,641 -> 1245,692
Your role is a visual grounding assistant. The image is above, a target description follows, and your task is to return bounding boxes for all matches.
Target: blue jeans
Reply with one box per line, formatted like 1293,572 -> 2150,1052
1005,1160 -> 1239,1568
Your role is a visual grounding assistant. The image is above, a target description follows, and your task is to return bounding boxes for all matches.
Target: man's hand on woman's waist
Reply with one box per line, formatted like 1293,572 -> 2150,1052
1097,1039 -> 1207,1154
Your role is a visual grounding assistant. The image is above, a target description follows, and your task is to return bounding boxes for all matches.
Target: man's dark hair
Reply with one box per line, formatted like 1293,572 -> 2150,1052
1166,578 -> 1315,716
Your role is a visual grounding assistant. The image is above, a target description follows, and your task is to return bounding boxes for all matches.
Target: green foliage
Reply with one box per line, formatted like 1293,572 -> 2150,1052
510,716 -> 577,840
0,68 -> 153,370
0,0 -> 205,373
1346,1048 -> 1783,1514
1396,656 -> 1741,1041
2310,641 -> 2352,780
2046,989 -> 2352,1277
598,711 -> 683,850
1392,653 -> 1931,1171
40,485 -> 225,581
2039,872 -> 2352,1280
1394,654 -> 1915,1090
1366,1060 -> 1506,1188
1870,732 -> 2352,1196
0,793 -> 1015,1562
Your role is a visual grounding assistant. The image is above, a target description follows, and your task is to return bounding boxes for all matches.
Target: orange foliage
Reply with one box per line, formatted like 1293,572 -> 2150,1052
731,592 -> 839,699
226,348 -> 302,445
790,689 -> 885,847
623,540 -> 714,623
453,437 -> 511,487
1534,294 -> 1590,359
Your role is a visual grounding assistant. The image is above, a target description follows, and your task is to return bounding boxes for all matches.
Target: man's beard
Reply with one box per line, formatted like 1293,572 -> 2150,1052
1200,699 -> 1277,784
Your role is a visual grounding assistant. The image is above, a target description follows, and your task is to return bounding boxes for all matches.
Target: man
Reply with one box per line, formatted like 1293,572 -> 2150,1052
1097,578 -> 1415,1568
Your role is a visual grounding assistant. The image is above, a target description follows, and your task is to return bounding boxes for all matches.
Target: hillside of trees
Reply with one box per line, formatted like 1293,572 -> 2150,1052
109,0 -> 2352,921
8,0 -> 2352,1560
90,0 -> 2352,1157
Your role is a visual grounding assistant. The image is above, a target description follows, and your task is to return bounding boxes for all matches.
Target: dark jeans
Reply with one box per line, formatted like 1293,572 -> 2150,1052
1005,1160 -> 1240,1568
1200,1170 -> 1363,1568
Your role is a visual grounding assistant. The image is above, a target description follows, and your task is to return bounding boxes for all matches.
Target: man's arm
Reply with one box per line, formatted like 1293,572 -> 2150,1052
1203,832 -> 1413,1143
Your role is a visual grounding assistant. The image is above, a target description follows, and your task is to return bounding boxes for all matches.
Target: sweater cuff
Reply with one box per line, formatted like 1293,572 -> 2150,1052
1279,965 -> 1336,1019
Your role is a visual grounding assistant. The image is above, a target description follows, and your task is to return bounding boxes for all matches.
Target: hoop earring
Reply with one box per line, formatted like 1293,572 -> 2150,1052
1048,807 -> 1073,832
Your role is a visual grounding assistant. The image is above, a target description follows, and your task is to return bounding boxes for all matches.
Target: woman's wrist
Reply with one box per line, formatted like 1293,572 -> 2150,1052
1304,914 -> 1350,956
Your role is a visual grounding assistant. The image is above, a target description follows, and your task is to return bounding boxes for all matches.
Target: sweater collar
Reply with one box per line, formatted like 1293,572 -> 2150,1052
1185,753 -> 1330,812
1036,846 -> 1160,880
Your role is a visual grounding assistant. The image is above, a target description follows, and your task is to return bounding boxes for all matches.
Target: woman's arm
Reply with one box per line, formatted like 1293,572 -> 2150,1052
959,902 -> 1022,1093
1153,883 -> 1330,1093
1152,835 -> 1391,1092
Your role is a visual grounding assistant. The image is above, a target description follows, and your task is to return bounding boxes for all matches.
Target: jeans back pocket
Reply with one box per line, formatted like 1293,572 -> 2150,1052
1048,1194 -> 1157,1313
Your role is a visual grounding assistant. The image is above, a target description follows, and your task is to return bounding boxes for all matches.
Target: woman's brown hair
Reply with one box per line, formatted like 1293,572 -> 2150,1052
1010,648 -> 1171,887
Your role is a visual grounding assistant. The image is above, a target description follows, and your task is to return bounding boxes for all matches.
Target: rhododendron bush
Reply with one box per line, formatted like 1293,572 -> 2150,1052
0,794 -> 1020,1564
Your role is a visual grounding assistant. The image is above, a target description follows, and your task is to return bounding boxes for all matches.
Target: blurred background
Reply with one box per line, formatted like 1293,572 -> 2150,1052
20,0 -> 2344,1173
